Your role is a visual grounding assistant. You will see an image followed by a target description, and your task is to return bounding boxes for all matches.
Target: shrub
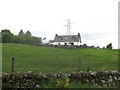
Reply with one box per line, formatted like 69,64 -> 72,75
87,66 -> 91,72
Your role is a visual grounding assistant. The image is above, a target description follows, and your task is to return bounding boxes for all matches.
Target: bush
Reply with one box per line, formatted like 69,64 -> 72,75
106,43 -> 112,50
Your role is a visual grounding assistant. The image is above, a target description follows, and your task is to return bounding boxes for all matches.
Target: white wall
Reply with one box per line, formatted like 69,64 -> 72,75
52,42 -> 81,46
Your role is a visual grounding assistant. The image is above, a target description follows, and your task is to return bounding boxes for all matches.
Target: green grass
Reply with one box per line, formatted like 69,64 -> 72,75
40,82 -> 96,88
2,43 -> 118,73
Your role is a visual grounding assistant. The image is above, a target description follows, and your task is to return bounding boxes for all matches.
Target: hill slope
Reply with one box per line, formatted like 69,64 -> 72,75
2,43 -> 118,73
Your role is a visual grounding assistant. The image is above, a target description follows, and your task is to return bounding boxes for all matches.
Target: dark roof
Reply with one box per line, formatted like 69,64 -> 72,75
53,33 -> 81,43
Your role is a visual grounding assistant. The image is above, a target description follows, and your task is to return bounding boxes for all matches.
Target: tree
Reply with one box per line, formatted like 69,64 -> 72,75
83,44 -> 87,48
25,31 -> 32,37
14,36 -> 21,43
91,45 -> 94,48
0,32 -> 2,43
1,29 -> 42,45
19,29 -> 24,36
97,46 -> 100,49
2,29 -> 15,43
106,43 -> 112,50
102,46 -> 105,49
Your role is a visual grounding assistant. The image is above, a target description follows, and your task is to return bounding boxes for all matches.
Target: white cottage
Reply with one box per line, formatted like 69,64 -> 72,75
52,33 -> 81,46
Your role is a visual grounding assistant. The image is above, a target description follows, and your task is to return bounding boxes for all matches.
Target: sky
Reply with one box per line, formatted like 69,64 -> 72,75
0,0 -> 119,49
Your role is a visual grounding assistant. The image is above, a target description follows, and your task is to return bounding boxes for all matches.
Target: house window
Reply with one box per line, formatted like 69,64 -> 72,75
65,43 -> 67,45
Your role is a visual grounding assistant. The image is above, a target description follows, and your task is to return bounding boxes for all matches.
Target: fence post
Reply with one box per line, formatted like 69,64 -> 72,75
78,58 -> 81,72
12,56 -> 15,72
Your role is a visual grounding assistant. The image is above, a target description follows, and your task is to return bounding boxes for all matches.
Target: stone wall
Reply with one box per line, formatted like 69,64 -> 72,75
2,70 -> 120,88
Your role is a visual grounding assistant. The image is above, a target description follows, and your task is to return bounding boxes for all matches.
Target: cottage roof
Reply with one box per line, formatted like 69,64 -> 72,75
53,33 -> 81,43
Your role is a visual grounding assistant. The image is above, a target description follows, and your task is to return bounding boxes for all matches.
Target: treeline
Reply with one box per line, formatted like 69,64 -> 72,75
82,43 -> 113,50
1,29 -> 42,46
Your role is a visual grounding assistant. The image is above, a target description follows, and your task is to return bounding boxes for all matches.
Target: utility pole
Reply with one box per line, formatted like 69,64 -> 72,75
65,18 -> 73,35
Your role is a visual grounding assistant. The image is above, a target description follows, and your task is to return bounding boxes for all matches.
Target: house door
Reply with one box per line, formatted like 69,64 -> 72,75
71,43 -> 74,45
58,43 -> 60,45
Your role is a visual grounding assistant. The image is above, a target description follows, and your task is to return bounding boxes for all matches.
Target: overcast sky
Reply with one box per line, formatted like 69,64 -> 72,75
0,0 -> 119,49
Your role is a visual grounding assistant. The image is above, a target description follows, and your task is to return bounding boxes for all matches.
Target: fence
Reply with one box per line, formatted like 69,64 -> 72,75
2,57 -> 119,88
4,57 -> 117,74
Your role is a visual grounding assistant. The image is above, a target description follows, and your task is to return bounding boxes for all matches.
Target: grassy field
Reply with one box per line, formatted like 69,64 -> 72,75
2,43 -> 118,73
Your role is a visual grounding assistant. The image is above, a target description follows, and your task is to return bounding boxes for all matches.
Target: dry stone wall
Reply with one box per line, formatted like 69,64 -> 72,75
2,70 -> 120,88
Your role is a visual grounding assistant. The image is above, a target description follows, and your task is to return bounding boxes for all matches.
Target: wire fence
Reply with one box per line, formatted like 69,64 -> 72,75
5,56 -> 117,73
